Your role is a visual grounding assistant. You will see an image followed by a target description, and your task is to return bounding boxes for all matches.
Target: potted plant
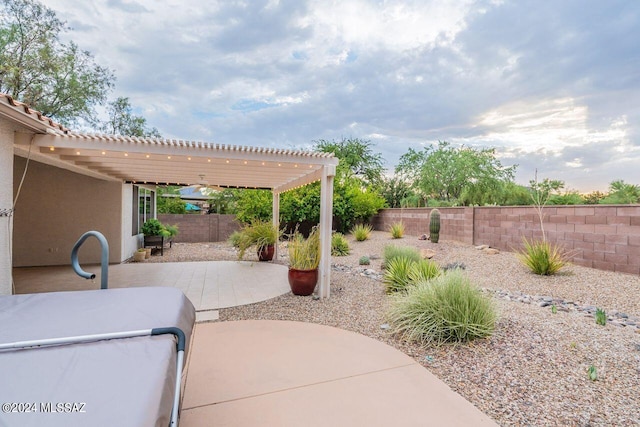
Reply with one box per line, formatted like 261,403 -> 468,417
133,248 -> 147,262
237,220 -> 281,261
287,226 -> 320,296
142,219 -> 178,256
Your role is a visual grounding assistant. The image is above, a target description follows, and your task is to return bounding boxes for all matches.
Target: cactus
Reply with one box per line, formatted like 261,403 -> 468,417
429,209 -> 441,243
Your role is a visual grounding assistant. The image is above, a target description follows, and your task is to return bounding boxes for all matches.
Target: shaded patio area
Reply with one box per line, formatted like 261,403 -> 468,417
13,261 -> 290,321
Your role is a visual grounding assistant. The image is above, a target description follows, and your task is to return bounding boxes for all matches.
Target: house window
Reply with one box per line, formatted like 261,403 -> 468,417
132,186 -> 155,235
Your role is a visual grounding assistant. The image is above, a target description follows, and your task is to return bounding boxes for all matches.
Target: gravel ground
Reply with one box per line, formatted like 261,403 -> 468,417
150,232 -> 640,426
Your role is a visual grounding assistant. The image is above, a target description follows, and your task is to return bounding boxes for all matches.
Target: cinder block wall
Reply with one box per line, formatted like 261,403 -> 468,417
373,205 -> 640,275
372,208 -> 474,245
158,214 -> 240,243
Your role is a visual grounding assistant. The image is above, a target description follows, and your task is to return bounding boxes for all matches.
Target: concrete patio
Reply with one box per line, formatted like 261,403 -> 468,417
180,320 -> 497,426
12,261 -> 497,426
13,261 -> 290,322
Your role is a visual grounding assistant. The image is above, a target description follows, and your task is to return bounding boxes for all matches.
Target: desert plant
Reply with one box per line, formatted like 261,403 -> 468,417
359,256 -> 370,265
429,209 -> 441,243
408,259 -> 440,283
595,308 -> 607,326
331,232 -> 350,256
588,365 -> 598,381
516,237 -> 569,275
237,220 -> 281,260
382,245 -> 422,269
442,262 -> 466,271
288,227 -> 320,270
383,256 -> 415,294
551,304 -> 558,314
386,270 -> 497,345
390,222 -> 405,239
227,230 -> 243,248
352,223 -> 373,241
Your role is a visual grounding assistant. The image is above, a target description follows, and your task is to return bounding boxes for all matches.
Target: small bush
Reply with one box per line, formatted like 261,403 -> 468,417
390,222 -> 405,239
228,230 -> 243,248
442,262 -> 466,271
383,245 -> 422,269
595,308 -> 607,326
383,256 -> 415,294
359,256 -> 370,265
517,238 -> 569,275
331,232 -> 350,256
387,270 -> 497,345
408,259 -> 440,283
352,223 -> 373,241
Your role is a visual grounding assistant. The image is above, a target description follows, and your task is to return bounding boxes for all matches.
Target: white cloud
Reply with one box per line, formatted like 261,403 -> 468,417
29,0 -> 640,191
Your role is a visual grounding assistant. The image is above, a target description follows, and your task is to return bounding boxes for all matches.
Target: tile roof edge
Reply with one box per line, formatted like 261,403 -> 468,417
0,93 -> 69,133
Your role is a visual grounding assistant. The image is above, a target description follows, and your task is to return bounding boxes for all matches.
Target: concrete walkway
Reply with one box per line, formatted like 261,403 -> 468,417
13,261 -> 290,318
181,320 -> 497,426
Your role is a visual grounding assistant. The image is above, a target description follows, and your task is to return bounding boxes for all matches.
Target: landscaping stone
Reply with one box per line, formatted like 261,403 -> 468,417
421,249 -> 436,259
483,248 -> 500,255
493,289 -> 640,332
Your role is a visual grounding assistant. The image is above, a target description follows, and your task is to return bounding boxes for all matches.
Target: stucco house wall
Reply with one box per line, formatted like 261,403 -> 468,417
12,157 -> 124,266
0,118 -> 15,294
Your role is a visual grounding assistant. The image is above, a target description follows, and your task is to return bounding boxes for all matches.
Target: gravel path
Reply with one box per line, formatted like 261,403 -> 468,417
151,232 -> 640,426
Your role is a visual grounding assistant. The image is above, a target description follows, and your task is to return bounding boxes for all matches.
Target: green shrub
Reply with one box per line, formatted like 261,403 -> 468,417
517,237 -> 569,275
352,223 -> 373,241
228,230 -> 243,248
390,222 -> 405,239
408,259 -> 440,283
359,256 -> 370,265
382,245 -> 422,269
331,232 -> 350,256
237,220 -> 281,259
383,256 -> 415,294
595,308 -> 607,326
141,218 -> 164,236
386,270 -> 497,345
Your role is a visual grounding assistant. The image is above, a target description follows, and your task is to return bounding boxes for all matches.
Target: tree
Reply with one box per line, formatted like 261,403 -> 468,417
101,97 -> 161,137
0,0 -> 114,125
233,189 -> 273,223
314,138 -> 384,188
381,176 -> 417,208
156,186 -> 186,214
600,180 -> 640,204
397,141 -> 517,205
582,191 -> 606,204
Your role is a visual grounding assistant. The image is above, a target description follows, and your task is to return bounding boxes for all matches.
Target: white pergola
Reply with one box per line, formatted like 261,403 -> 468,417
5,96 -> 338,298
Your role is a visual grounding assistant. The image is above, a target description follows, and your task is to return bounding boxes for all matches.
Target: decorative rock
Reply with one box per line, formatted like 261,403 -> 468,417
475,244 -> 489,250
418,234 -> 428,240
421,249 -> 436,259
380,323 -> 390,330
492,289 -> 640,332
483,248 -> 500,255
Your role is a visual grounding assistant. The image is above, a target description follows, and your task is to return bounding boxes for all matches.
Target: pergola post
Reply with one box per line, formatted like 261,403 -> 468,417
272,191 -> 280,260
318,164 -> 335,299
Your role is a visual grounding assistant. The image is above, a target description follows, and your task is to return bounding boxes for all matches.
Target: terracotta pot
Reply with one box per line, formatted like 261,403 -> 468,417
133,251 -> 146,262
288,268 -> 318,296
144,248 -> 152,259
258,244 -> 275,261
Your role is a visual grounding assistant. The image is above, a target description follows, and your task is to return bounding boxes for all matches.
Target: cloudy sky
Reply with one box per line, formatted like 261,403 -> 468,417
45,0 -> 639,191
